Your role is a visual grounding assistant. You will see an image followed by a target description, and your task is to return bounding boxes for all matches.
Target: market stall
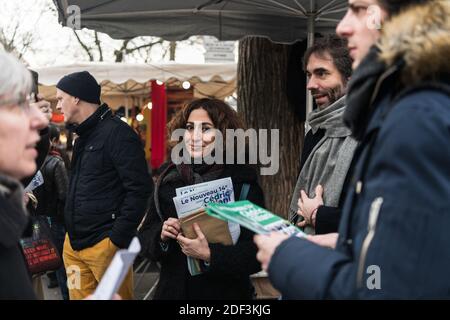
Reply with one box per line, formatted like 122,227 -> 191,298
34,62 -> 237,168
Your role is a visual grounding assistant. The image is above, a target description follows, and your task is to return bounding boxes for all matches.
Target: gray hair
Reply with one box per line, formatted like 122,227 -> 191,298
0,50 -> 32,104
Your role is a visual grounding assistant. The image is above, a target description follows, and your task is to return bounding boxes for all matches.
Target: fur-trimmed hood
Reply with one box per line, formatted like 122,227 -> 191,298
378,0 -> 450,85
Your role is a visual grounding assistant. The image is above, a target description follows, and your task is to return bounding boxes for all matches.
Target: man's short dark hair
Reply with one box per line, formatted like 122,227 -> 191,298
303,35 -> 352,83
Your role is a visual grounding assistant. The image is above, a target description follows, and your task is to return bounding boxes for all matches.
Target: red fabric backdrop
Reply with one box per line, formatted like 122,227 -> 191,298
150,80 -> 167,170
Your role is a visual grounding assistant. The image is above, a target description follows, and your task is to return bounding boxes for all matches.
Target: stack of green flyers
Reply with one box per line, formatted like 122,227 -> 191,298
206,200 -> 306,237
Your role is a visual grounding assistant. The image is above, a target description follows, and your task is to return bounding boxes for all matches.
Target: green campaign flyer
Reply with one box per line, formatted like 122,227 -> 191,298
206,200 -> 306,237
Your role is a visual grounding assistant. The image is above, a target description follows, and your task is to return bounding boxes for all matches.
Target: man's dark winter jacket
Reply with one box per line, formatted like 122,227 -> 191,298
268,1 -> 450,299
65,104 -> 153,250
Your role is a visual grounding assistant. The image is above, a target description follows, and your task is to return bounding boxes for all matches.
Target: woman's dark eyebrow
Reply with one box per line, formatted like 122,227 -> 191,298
186,121 -> 214,126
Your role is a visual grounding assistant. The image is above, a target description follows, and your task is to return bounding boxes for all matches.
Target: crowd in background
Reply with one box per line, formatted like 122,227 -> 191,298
0,0 -> 449,300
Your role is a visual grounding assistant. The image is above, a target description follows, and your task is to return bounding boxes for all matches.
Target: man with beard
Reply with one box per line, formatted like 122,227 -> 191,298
289,35 -> 357,238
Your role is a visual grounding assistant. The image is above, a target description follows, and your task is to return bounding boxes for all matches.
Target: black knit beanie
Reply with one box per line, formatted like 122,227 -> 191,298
56,71 -> 101,104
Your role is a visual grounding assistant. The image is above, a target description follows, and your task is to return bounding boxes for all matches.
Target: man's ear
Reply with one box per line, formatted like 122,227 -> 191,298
343,76 -> 351,89
74,97 -> 80,104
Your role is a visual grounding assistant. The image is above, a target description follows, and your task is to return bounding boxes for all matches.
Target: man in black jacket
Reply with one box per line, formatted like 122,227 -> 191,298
56,71 -> 153,300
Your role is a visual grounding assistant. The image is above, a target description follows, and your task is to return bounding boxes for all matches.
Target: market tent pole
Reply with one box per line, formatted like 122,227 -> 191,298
306,0 -> 316,117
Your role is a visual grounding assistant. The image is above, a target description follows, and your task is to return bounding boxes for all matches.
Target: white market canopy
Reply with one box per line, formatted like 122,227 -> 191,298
35,62 -> 237,100
35,62 -> 237,85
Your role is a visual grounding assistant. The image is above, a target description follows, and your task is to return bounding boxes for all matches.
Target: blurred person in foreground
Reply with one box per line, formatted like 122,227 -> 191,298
0,50 -> 48,299
255,0 -> 450,299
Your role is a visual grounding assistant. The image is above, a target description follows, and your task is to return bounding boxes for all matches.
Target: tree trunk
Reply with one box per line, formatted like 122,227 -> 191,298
238,37 -> 304,218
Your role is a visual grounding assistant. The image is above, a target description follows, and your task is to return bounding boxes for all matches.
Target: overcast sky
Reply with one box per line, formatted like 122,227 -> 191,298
0,0 -> 226,68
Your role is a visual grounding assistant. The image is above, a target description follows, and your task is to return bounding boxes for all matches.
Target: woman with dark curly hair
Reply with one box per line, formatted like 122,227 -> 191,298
139,98 -> 265,299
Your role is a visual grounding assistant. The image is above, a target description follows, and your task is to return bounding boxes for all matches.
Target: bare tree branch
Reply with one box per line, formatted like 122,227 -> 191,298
162,41 -> 171,60
0,20 -> 33,61
72,29 -> 94,61
125,39 -> 163,54
114,38 -> 163,62
7,23 -> 19,49
114,39 -> 130,62
94,31 -> 103,61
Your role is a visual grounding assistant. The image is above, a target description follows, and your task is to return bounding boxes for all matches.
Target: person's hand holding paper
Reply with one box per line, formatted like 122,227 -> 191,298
179,208 -> 233,245
254,232 -> 290,271
161,217 -> 181,241
177,223 -> 211,262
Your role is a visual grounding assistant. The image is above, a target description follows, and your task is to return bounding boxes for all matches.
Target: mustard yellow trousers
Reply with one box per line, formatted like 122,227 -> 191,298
63,235 -> 133,300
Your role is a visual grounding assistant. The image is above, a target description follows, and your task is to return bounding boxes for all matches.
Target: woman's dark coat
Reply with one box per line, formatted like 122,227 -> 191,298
139,163 -> 264,300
